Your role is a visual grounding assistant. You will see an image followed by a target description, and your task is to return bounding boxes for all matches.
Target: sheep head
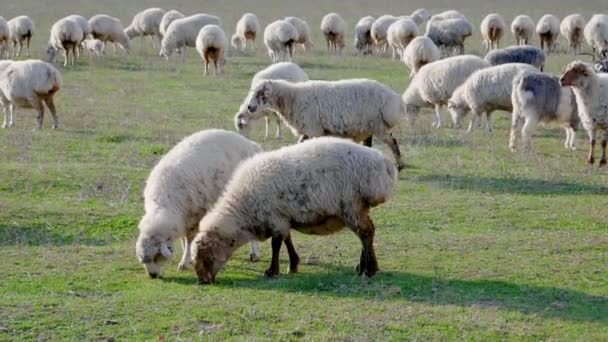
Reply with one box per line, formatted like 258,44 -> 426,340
135,233 -> 175,279
191,228 -> 236,284
560,61 -> 594,87
245,80 -> 274,113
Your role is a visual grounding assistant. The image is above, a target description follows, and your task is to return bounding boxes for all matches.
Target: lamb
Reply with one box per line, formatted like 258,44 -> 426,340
402,55 -> 490,128
355,16 -> 375,55
284,16 -> 313,52
135,129 -> 263,279
190,137 -> 397,283
387,18 -> 419,59
484,45 -> 545,71
45,17 -> 84,67
159,10 -> 185,38
560,61 -> 608,165
536,14 -> 560,53
402,36 -> 440,77
159,14 -> 222,60
263,20 -> 297,63
234,62 -> 309,139
195,24 -> 227,76
0,60 -> 61,130
124,8 -> 166,51
0,17 -> 11,58
584,14 -> 608,59
81,39 -> 105,59
480,13 -> 506,51
410,9 -> 432,26
231,13 -> 260,51
8,16 -> 35,57
447,63 -> 537,132
560,14 -> 586,55
371,15 -> 400,54
89,14 -> 130,54
511,15 -> 535,45
425,17 -> 473,55
510,71 -> 580,151
320,13 -> 346,56
242,78 -> 406,171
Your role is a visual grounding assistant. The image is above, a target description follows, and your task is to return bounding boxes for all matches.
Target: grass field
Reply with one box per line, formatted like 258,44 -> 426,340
1,0 -> 607,340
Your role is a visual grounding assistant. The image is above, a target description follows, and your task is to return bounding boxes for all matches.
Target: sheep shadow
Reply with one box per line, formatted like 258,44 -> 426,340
0,224 -> 109,246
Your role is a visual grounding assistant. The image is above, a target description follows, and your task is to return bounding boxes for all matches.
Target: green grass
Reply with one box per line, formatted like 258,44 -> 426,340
1,0 -> 608,340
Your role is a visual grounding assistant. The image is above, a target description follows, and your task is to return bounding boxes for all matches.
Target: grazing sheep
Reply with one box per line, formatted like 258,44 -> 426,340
65,15 -> 90,47
242,78 -> 406,170
354,16 -> 375,55
402,55 -> 490,128
89,14 -> 130,54
46,17 -> 84,67
195,24 -> 227,76
191,137 -> 397,283
0,60 -> 61,130
8,16 -> 34,57
402,36 -> 440,77
125,8 -> 166,51
284,16 -> 313,52
484,45 -> 545,71
447,63 -> 537,132
81,39 -> 104,59
321,13 -> 346,56
232,13 -> 260,51
387,18 -> 419,59
511,15 -> 535,45
536,14 -> 560,53
159,10 -> 185,38
510,71 -> 579,151
135,129 -> 263,279
0,17 -> 11,58
584,14 -> 608,59
263,20 -> 297,63
410,9 -> 432,26
560,61 -> 608,165
235,62 -> 309,139
425,17 -> 473,55
480,13 -> 506,51
159,14 -> 222,60
371,15 -> 400,54
560,14 -> 586,55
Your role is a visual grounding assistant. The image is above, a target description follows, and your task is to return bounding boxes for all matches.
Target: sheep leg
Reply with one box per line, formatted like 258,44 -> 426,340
600,136 -> 607,166
177,236 -> 191,271
63,50 -> 69,67
26,36 -> 30,56
249,241 -> 261,262
43,96 -> 58,129
33,100 -> 44,130
263,115 -> 270,139
264,235 -> 283,278
509,112 -> 524,152
351,210 -> 378,277
379,132 -> 405,171
274,114 -> 282,139
8,104 -> 15,127
466,116 -> 476,133
1,105 -> 8,128
485,112 -> 493,133
433,104 -> 443,128
284,233 -> 300,273
521,116 -> 538,150
588,129 -> 597,164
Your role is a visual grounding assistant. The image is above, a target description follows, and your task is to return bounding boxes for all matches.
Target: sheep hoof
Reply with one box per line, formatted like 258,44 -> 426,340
600,159 -> 607,167
177,262 -> 189,271
249,253 -> 260,262
588,157 -> 595,165
1,124 -> 6,129
264,269 -> 278,278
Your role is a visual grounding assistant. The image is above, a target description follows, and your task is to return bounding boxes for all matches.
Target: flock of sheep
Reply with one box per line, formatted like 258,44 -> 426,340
1,7 -> 608,284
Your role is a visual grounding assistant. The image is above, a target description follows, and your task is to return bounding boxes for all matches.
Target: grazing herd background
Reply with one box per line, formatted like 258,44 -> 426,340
1,0 -> 607,340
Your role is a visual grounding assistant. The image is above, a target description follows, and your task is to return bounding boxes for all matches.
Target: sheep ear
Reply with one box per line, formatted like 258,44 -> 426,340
160,243 -> 173,258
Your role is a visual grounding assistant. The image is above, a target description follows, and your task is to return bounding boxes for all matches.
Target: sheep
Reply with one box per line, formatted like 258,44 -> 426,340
135,129 -> 263,279
0,60 -> 61,130
231,13 -> 260,51
195,24 -> 227,76
45,17 -> 84,67
560,14 -> 586,55
263,20 -> 297,63
429,10 -> 467,22
484,45 -> 546,71
0,17 -> 10,58
511,15 -> 535,45
159,10 -> 185,38
560,61 -> 608,165
190,137 -> 397,283
81,39 -> 104,59
402,36 -> 440,77
241,78 -> 406,171
410,9 -> 432,26
480,13 -> 506,51
284,17 -> 313,52
371,15 -> 400,54
66,15 -> 90,42
234,62 -> 309,140
89,14 -> 130,54
387,18 -> 419,60
125,8 -> 166,51
159,14 -> 222,60
536,14 -> 560,53
447,63 -> 537,132
402,55 -> 490,128
320,13 -> 346,56
7,16 -> 34,57
425,17 -> 472,55
510,71 -> 580,151
354,16 -> 375,55
584,14 -> 608,59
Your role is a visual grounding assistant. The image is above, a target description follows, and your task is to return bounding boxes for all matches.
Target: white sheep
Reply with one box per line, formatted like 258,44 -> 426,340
536,14 -> 560,53
560,61 -> 608,165
320,13 -> 346,56
81,39 -> 105,59
159,14 -> 222,60
511,15 -> 535,45
584,14 -> 608,59
510,71 -> 580,151
402,36 -> 440,77
159,10 -> 185,38
484,45 -> 546,71
371,15 -> 400,54
263,20 -> 297,63
135,129 -> 263,279
0,17 -> 10,58
402,55 -> 490,128
191,137 -> 397,283
8,16 -> 34,57
560,14 -> 586,55
354,16 -> 375,55
387,18 -> 419,60
410,9 -> 432,26
66,15 -> 91,42
425,17 -> 472,55
231,13 -> 260,51
429,10 -> 467,22
480,13 -> 506,51
284,16 -> 313,52
125,8 -> 166,51
235,62 -> 309,139
46,17 -> 84,67
195,24 -> 227,76
447,63 -> 537,132
89,14 -> 130,54
242,78 -> 406,171
0,60 -> 61,130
